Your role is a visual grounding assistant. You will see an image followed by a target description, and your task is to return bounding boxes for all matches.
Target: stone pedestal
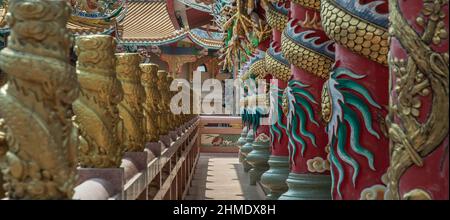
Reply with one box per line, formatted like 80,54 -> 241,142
279,173 -> 331,200
237,126 -> 249,163
241,129 -> 255,172
260,155 -> 290,200
247,139 -> 270,185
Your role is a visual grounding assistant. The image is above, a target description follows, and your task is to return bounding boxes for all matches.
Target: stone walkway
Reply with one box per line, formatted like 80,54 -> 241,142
185,153 -> 263,200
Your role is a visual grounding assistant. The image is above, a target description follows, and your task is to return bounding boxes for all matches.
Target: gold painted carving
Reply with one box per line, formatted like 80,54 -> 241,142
166,75 -> 176,131
116,53 -> 146,152
157,70 -> 170,136
281,32 -> 333,79
74,35 -> 124,168
140,63 -> 160,143
321,83 -> 332,122
0,0 -> 79,199
292,0 -> 321,11
267,3 -> 289,32
321,0 -> 389,65
249,60 -> 268,79
265,52 -> 292,82
384,0 -> 449,200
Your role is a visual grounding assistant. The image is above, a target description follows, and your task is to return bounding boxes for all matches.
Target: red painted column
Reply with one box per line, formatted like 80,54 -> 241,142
384,0 -> 449,200
260,1 -> 291,199
245,35 -> 272,184
279,1 -> 334,199
321,0 -> 390,199
267,3 -> 290,168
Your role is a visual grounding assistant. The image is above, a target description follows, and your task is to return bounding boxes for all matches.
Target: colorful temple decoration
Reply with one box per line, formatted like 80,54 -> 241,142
0,0 -> 448,201
68,0 -> 126,36
0,0 -> 79,199
321,0 -> 390,200
278,0 -> 334,200
384,0 -> 449,200
259,0 -> 292,199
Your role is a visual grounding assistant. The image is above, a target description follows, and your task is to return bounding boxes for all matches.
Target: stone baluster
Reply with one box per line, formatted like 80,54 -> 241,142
384,0 -> 449,200
0,0 -> 79,199
278,0 -> 334,200
116,53 -> 146,152
74,35 -> 124,168
321,0 -> 390,199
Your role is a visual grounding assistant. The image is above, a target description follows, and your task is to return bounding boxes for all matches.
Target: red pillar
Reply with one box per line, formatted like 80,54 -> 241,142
384,0 -> 449,200
260,0 -> 291,200
321,0 -> 390,199
279,0 -> 335,200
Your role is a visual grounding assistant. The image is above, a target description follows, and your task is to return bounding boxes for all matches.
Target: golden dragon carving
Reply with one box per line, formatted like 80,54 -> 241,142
74,35 -> 125,168
140,63 -> 161,143
116,53 -> 146,152
157,70 -> 170,136
384,0 -> 449,200
0,0 -> 79,199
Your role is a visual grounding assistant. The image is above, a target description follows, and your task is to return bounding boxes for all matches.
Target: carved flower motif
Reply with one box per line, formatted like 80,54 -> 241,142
306,157 -> 330,173
360,184 -> 386,200
255,133 -> 270,143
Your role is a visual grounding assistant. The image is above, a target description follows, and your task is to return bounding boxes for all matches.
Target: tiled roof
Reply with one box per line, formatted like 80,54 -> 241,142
121,1 -> 182,42
67,21 -> 111,35
177,0 -> 213,13
188,29 -> 223,49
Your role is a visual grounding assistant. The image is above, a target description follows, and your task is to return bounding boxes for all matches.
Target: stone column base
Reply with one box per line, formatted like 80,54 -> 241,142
238,149 -> 245,163
240,144 -> 252,173
279,173 -> 331,200
246,141 -> 270,185
260,155 -> 289,200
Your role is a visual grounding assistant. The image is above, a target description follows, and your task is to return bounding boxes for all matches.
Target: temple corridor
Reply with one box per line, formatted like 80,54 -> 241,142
0,0 -> 448,201
185,153 -> 262,200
